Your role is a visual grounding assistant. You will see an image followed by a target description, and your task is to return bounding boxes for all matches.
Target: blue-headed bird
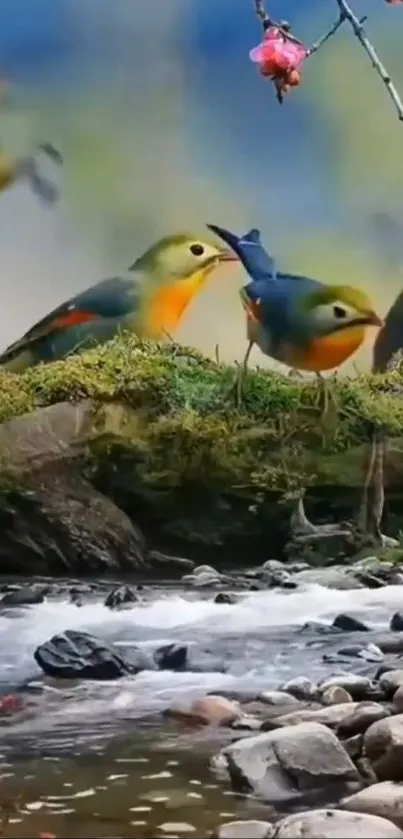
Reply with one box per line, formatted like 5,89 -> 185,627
0,232 -> 237,372
207,223 -> 383,413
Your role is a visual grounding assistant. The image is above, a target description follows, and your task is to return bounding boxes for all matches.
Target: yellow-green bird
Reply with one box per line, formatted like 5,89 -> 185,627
0,231 -> 237,372
0,142 -> 63,204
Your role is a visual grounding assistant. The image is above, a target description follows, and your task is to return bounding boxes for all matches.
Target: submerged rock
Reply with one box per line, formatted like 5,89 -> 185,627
104,586 -> 139,610
274,809 -> 403,838
0,586 -> 47,607
220,721 -> 360,802
170,695 -> 242,727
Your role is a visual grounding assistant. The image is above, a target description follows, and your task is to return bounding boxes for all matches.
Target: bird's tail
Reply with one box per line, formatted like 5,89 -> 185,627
23,143 -> 63,205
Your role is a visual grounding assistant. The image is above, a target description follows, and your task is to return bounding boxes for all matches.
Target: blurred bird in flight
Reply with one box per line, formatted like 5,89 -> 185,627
0,142 -> 63,204
0,232 -> 237,372
208,223 -> 383,417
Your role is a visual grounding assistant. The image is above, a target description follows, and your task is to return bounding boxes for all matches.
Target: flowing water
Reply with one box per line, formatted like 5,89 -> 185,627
0,576 -> 401,837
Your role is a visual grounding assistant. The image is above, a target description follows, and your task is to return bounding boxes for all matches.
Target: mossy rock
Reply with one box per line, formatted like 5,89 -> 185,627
0,333 -> 402,560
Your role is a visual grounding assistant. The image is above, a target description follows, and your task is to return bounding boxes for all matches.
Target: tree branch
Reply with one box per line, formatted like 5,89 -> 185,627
252,0 -> 403,121
334,0 -> 403,121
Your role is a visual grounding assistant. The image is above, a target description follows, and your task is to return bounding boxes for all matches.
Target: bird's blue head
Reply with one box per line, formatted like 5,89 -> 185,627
207,223 -> 276,282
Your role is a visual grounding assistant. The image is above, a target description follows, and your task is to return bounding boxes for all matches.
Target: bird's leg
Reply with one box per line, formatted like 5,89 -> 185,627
236,340 -> 254,407
315,371 -> 339,442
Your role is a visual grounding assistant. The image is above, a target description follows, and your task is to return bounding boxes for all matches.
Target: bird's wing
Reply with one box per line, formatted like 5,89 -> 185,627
0,275 -> 142,365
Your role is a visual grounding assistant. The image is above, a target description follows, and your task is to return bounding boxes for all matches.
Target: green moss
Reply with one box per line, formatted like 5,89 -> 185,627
0,334 -> 403,493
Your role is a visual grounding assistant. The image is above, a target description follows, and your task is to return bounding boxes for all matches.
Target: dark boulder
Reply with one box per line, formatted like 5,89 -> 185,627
333,614 -> 370,632
104,586 -> 139,610
0,586 -> 47,607
34,630 -> 136,680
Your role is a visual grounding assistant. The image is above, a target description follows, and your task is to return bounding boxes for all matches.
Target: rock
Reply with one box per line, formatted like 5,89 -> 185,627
221,722 -> 359,802
153,643 -> 188,671
183,565 -> 222,587
341,782 -> 403,828
379,671 -> 403,699
376,638 -> 403,655
298,621 -> 342,635
333,614 -> 370,632
213,820 -> 274,839
214,593 -> 235,604
318,674 -> 380,701
170,695 -> 242,726
0,401 -> 147,573
335,643 -> 383,663
193,565 -> 220,577
274,808 -> 403,838
34,630 -> 134,680
104,585 -> 139,610
261,560 -> 285,573
293,567 -> 364,590
390,613 -> 403,632
147,549 -> 195,572
0,587 -> 47,607
337,702 -> 390,738
344,734 -> 363,761
261,702 -> 365,731
364,715 -> 403,780
280,677 -> 317,701
393,687 -> 403,713
259,691 -> 301,708
321,685 -> 353,705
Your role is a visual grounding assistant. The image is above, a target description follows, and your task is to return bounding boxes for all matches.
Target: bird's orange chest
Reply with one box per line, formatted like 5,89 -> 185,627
146,275 -> 204,338
287,326 -> 366,372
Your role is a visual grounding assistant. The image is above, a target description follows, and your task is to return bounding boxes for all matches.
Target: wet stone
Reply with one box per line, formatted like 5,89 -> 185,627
318,674 -> 380,701
0,586 -> 48,607
341,781 -> 403,828
213,820 -> 274,839
332,614 -> 370,632
321,685 -> 353,705
364,714 -> 403,781
274,808 -> 403,838
221,721 -> 360,803
390,613 -> 403,632
104,585 -> 139,610
280,676 -> 317,701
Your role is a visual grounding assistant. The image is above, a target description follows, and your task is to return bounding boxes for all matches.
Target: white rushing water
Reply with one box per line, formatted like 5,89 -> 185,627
0,581 -> 401,738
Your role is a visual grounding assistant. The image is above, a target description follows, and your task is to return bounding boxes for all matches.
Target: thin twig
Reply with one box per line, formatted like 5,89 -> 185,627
253,0 -> 345,54
307,14 -> 345,57
335,0 -> 403,121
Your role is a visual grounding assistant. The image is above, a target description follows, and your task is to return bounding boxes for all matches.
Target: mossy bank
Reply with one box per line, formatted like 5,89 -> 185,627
0,334 -> 402,573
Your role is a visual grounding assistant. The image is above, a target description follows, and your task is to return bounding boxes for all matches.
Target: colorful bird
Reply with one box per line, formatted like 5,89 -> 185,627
0,142 -> 63,204
372,289 -> 403,372
207,224 -> 383,413
0,232 -> 237,372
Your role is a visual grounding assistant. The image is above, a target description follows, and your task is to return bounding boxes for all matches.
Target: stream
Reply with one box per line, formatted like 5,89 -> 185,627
0,574 -> 402,837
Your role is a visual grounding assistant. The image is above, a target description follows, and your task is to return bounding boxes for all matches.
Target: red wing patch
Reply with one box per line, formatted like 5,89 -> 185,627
245,298 -> 262,323
53,310 -> 97,330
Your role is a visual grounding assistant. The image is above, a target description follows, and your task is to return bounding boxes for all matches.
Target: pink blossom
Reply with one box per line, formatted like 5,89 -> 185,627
249,26 -> 307,76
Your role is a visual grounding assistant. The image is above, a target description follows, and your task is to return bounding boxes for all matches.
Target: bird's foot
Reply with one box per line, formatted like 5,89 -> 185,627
315,373 -> 339,445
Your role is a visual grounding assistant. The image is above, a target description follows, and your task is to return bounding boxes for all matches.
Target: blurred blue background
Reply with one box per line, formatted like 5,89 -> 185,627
0,0 -> 402,369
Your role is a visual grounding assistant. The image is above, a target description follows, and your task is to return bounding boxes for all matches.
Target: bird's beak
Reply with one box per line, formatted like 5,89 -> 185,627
366,311 -> 384,327
216,247 -> 239,263
207,223 -> 242,258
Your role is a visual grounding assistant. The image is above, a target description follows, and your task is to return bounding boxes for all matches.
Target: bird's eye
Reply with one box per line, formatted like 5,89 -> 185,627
189,243 -> 205,257
333,305 -> 347,319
